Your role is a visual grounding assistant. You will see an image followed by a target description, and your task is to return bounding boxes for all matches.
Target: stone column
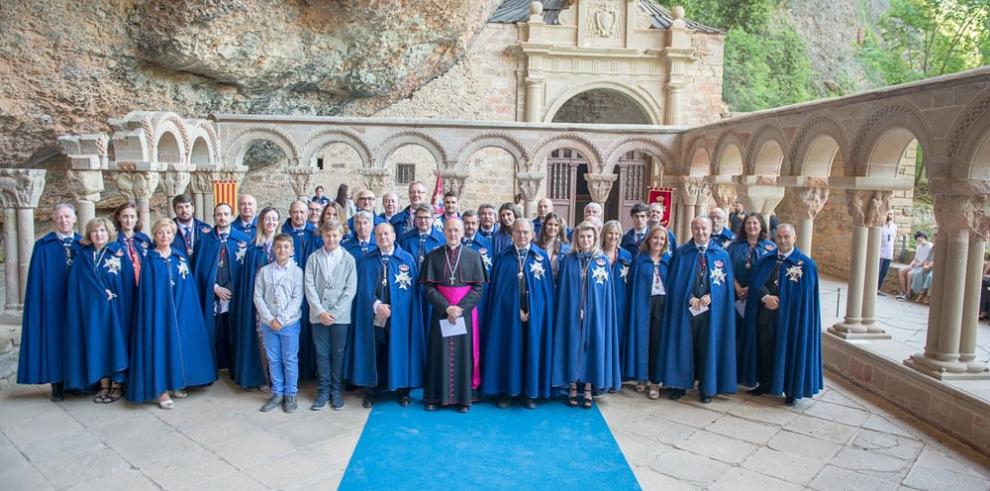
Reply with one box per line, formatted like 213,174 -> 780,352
160,165 -> 193,217
525,79 -> 545,123
437,168 -> 469,197
115,171 -> 160,229
0,169 -> 46,304
358,168 -> 390,197
287,167 -> 315,201
3,207 -> 17,310
829,189 -> 892,339
516,169 -> 544,217
585,173 -> 618,208
188,171 -> 214,223
858,190 -> 891,332
788,185 -> 829,254
662,6 -> 693,126
59,133 -> 109,233
906,189 -> 990,379
678,177 -> 710,238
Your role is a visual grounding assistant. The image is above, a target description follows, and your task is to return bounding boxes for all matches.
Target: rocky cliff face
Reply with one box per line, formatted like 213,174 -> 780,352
0,0 -> 502,167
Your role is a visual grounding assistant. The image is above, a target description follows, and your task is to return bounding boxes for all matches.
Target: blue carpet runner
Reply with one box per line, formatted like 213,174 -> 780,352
340,393 -> 640,490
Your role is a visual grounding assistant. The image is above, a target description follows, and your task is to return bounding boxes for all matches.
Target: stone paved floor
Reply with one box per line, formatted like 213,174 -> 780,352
819,275 -> 990,402
2,373 -> 989,490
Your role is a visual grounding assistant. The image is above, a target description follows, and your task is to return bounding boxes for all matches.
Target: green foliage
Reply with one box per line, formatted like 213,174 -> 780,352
857,0 -> 990,85
668,0 -> 815,111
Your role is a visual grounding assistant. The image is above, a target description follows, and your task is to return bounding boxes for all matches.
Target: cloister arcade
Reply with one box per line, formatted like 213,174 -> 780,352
1,65 -> 989,454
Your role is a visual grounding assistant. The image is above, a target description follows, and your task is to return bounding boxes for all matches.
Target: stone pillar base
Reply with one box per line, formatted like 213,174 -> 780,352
828,323 -> 892,340
904,354 -> 990,380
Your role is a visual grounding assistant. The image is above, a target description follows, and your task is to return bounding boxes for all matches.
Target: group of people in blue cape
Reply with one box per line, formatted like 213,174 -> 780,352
17,181 -> 822,413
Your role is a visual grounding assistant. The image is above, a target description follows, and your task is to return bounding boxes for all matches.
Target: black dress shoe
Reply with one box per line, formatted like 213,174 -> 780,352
398,394 -> 411,407
666,388 -> 685,400
784,396 -> 796,406
458,404 -> 470,413
50,382 -> 64,402
523,398 -> 536,409
362,393 -> 373,409
699,394 -> 712,404
424,403 -> 437,411
747,387 -> 767,396
496,397 -> 510,408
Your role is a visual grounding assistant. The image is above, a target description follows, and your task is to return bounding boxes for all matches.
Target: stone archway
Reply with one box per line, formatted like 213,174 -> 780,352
548,87 -> 655,125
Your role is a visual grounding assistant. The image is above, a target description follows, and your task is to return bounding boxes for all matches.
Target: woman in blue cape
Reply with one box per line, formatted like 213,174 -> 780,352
112,203 -> 150,347
727,212 -> 776,386
64,218 -> 129,403
601,220 -> 632,388
551,221 -> 621,408
741,225 -> 822,403
534,212 -> 570,284
625,227 -> 671,399
231,207 -> 281,389
17,204 -> 80,401
127,219 -> 216,409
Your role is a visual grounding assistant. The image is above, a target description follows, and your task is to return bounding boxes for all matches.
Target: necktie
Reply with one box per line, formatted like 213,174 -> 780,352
418,235 -> 427,264
62,237 -> 74,266
183,227 -> 193,254
636,232 -> 644,244
126,238 -> 141,283
218,233 -> 229,266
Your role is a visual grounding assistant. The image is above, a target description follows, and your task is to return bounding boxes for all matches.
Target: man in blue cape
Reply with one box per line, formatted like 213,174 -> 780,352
346,223 -> 424,408
709,207 -> 735,249
740,223 -> 822,405
19,204 -> 81,401
193,203 -> 250,373
658,216 -> 736,403
172,194 -> 211,266
348,189 -> 386,232
620,202 -> 651,256
390,181 -> 430,238
398,203 -> 444,269
342,211 -> 377,260
281,200 -> 320,379
483,219 -> 553,408
231,194 -> 258,237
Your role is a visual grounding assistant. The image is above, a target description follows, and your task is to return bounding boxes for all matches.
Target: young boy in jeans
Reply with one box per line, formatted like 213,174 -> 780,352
253,233 -> 305,413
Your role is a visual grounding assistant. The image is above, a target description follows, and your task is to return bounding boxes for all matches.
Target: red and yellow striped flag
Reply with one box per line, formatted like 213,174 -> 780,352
214,180 -> 238,209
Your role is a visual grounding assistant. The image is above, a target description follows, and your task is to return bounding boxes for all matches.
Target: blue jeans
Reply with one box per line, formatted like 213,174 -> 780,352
313,323 -> 348,395
878,258 -> 892,289
263,321 -> 300,396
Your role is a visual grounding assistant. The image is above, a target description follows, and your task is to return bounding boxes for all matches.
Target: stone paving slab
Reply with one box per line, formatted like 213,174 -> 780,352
2,372 -> 989,490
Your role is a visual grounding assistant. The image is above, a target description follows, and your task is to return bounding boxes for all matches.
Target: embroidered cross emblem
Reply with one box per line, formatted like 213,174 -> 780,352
710,267 -> 726,286
786,264 -> 803,282
529,261 -> 545,280
592,265 -> 609,284
395,270 -> 412,290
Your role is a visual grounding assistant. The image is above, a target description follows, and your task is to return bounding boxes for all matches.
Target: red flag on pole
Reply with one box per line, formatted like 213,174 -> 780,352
431,173 -> 445,216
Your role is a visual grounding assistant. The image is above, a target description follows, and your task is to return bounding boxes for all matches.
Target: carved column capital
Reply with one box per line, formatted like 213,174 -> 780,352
845,189 -> 891,228
358,168 -> 390,196
436,169 -> 470,197
585,173 -> 618,204
287,167 -> 315,198
790,186 -> 831,220
679,177 -> 710,206
115,171 -> 160,201
66,169 -> 105,202
933,193 -> 990,241
711,184 -> 738,209
516,170 -> 546,201
0,169 -> 47,209
188,171 -> 214,194
161,169 -> 192,198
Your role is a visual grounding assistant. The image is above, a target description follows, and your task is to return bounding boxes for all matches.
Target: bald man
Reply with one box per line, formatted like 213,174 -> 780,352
232,194 -> 258,237
709,207 -> 735,249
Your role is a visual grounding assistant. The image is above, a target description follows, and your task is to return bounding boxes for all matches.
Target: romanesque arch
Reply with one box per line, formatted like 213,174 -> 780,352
601,137 -> 674,175
852,103 -> 933,178
712,132 -> 744,176
745,124 -> 788,176
543,81 -> 661,125
454,133 -> 528,171
529,134 -> 603,173
301,128 -> 373,169
682,136 -> 712,176
375,131 -> 447,171
787,112 -> 849,177
947,88 -> 990,180
226,126 -> 301,169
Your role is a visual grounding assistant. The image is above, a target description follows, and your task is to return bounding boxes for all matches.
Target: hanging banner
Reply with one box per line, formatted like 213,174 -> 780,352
646,186 -> 673,227
214,180 -> 238,208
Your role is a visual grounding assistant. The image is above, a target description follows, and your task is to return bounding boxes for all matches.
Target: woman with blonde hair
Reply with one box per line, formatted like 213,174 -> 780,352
601,220 -> 632,390
127,219 -> 215,409
625,226 -> 671,399
65,218 -> 129,403
552,221 -> 621,408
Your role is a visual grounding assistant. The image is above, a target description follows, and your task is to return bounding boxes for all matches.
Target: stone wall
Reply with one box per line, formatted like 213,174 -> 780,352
682,32 -> 729,125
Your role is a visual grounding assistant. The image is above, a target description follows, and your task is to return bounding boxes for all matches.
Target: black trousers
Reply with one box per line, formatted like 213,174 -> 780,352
756,312 -> 777,390
215,312 -> 233,371
648,295 -> 666,383
690,312 -> 710,394
313,323 -> 348,395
